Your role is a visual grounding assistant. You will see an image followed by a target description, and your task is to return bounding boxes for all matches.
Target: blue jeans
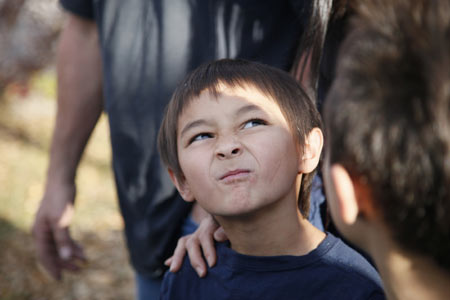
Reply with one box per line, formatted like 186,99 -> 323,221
135,216 -> 199,300
135,273 -> 162,300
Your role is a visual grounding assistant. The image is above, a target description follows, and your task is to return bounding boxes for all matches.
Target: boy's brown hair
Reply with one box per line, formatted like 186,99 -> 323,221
158,59 -> 322,218
324,0 -> 450,269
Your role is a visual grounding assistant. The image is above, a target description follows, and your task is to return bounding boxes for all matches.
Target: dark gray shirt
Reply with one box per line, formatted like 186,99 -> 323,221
61,0 -> 309,278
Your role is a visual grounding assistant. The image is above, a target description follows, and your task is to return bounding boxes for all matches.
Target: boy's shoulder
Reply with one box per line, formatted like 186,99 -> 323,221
160,236 -> 385,300
314,233 -> 384,295
160,244 -> 231,300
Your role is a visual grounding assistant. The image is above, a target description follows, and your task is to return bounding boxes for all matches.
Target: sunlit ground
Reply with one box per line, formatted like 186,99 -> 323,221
0,68 -> 134,299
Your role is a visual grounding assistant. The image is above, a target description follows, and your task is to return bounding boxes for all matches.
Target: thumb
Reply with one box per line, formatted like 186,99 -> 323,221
53,205 -> 75,260
53,226 -> 74,260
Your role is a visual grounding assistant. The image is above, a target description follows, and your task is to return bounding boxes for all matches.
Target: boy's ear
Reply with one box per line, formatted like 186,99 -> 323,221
168,169 -> 195,202
299,127 -> 323,173
328,164 -> 377,225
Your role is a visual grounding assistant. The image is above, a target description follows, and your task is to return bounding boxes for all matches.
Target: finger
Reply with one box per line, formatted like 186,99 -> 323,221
197,216 -> 220,267
169,237 -> 188,273
37,240 -> 62,280
32,221 -> 62,280
199,234 -> 217,268
53,229 -> 89,274
164,256 -> 173,267
50,203 -> 76,261
59,242 -> 87,271
213,226 -> 228,242
55,236 -> 87,273
186,237 -> 207,277
52,225 -> 77,264
197,224 -> 219,268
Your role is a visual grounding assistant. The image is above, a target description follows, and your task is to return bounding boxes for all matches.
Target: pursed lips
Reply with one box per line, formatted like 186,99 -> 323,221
219,169 -> 251,183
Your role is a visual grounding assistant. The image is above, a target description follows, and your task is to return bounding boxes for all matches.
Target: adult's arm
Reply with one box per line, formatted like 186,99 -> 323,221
31,12 -> 103,280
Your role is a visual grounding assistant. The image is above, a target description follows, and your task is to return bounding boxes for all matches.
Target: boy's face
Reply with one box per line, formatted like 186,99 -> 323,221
174,85 -> 302,218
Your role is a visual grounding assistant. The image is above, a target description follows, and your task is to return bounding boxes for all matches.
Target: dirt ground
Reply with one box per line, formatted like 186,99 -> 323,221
0,70 -> 135,299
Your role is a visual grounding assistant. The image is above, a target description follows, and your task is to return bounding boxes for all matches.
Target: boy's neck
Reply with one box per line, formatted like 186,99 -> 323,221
216,195 -> 325,257
368,227 -> 450,300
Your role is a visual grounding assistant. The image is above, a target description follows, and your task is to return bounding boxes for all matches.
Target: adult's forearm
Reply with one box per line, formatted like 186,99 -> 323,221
46,13 -> 103,185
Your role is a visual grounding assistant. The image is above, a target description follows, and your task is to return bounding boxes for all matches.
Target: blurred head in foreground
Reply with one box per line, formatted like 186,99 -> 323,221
323,0 -> 450,298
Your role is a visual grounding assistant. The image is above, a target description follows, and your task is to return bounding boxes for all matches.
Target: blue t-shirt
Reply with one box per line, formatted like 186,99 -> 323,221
161,233 -> 385,300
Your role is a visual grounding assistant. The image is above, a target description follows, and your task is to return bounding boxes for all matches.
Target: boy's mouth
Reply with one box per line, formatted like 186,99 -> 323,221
219,169 -> 251,182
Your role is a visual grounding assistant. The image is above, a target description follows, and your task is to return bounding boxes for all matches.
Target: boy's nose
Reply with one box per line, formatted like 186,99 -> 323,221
215,137 -> 242,159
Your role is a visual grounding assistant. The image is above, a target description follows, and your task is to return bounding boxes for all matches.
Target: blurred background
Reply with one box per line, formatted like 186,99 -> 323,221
0,0 -> 134,298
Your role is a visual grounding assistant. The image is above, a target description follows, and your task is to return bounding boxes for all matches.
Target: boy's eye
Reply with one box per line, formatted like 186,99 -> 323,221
190,133 -> 212,144
243,119 -> 266,129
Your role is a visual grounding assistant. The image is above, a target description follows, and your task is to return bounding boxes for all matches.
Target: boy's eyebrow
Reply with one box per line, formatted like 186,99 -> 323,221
180,119 -> 211,138
179,104 -> 263,138
236,104 -> 262,116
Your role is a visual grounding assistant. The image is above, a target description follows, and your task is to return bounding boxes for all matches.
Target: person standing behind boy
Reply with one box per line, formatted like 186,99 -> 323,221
32,1 -> 322,298
323,1 -> 450,299
157,59 -> 384,300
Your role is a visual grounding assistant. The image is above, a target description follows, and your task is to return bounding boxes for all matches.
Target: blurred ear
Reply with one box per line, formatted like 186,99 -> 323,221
329,164 -> 377,225
299,127 -> 323,173
329,164 -> 359,224
168,169 -> 195,202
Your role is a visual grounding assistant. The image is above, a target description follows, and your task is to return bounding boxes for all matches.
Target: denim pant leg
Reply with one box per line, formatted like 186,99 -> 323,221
135,216 -> 199,300
135,273 -> 162,300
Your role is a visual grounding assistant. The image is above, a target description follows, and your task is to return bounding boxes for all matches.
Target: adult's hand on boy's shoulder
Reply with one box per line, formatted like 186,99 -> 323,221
165,214 -> 227,277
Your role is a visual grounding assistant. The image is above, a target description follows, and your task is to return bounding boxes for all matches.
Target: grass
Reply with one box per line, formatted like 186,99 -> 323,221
0,68 -> 134,299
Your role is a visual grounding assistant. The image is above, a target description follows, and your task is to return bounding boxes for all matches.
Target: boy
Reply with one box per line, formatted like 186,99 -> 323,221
322,1 -> 450,299
158,59 -> 384,299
